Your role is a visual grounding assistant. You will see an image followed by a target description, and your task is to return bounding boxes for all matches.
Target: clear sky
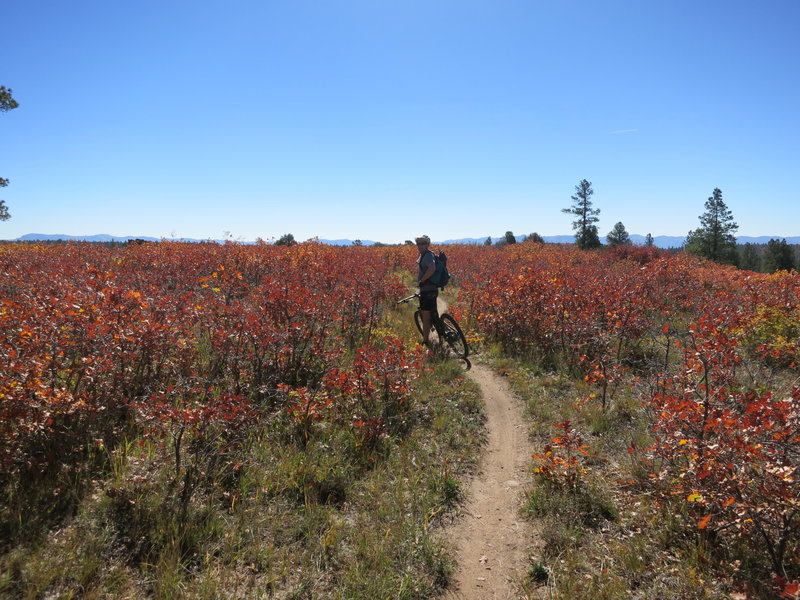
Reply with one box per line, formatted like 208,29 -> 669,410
2,0 -> 799,244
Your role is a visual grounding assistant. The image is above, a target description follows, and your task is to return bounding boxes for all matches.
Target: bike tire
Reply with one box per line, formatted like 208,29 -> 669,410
413,310 -> 424,337
440,313 -> 469,359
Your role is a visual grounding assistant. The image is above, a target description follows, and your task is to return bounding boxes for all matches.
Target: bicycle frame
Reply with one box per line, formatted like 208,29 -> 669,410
398,292 -> 444,335
397,293 -> 470,365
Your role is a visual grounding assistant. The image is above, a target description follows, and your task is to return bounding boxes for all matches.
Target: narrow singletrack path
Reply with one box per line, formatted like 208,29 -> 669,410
443,363 -> 539,599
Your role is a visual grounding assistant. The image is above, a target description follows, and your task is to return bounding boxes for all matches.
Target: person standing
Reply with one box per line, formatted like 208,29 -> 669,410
415,235 -> 439,345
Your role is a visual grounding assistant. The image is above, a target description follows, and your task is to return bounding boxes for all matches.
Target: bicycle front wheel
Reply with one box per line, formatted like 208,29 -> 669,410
440,313 -> 469,359
413,310 -> 424,337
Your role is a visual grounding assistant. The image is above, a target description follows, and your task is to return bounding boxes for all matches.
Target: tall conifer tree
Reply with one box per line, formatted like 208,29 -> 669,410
606,222 -> 631,246
763,238 -> 795,273
685,188 -> 738,265
562,179 -> 601,249
1,86 -> 19,222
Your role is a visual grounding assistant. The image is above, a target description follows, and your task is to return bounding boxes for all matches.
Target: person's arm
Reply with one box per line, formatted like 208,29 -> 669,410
419,262 -> 435,286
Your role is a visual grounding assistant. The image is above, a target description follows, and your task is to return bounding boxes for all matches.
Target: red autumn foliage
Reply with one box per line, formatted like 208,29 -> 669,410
532,420 -> 591,488
0,241 -> 409,489
452,243 -> 799,583
2,239 -> 797,591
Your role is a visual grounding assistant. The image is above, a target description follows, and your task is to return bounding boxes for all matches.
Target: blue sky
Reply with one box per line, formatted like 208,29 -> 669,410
2,0 -> 799,243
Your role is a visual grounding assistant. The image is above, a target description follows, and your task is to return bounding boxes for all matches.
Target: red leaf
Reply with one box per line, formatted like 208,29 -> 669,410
780,580 -> 799,599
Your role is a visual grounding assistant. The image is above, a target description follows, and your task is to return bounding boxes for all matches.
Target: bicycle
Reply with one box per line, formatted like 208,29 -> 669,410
397,293 -> 471,369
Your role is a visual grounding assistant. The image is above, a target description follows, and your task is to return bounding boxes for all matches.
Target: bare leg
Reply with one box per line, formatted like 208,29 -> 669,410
421,309 -> 432,344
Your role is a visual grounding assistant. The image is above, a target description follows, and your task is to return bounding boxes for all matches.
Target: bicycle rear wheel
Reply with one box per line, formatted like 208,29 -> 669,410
440,313 -> 469,359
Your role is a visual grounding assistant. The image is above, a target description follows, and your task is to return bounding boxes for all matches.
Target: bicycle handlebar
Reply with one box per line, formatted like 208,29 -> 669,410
397,293 -> 420,304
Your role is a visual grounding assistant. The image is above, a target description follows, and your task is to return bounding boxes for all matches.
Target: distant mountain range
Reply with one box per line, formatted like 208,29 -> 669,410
8,233 -> 800,249
440,235 -> 800,248
13,233 -> 196,243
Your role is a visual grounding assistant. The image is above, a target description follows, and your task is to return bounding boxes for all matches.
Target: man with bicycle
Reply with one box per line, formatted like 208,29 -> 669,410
415,235 -> 440,346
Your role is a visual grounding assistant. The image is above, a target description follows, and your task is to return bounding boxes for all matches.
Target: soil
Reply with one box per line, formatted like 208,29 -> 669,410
442,363 -> 541,600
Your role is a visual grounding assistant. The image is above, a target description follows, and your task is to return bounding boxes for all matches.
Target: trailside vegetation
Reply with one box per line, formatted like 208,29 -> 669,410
0,241 -> 483,599
450,242 -> 799,599
1,240 -> 798,599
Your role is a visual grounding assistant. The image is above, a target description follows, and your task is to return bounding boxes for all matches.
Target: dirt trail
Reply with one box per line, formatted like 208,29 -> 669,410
443,363 -> 538,600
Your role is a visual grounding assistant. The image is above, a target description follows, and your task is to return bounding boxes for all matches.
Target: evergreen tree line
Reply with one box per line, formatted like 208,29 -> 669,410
737,239 -> 799,274
556,179 -> 797,274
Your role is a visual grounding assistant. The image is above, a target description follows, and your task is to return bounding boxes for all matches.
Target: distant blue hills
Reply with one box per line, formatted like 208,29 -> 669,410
14,233 -> 196,243
439,234 -> 800,248
8,232 -> 800,249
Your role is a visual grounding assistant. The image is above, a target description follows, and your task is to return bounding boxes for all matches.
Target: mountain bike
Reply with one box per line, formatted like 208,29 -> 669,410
397,293 -> 470,368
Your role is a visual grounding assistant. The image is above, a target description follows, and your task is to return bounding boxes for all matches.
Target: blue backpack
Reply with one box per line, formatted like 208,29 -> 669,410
429,250 -> 451,289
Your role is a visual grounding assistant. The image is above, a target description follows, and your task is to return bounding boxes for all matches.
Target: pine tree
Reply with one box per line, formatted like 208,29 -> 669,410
606,222 -> 631,246
1,86 -> 19,222
763,238 -> 796,273
685,188 -> 738,265
0,87 -> 17,112
562,179 -> 601,249
525,232 -> 545,243
504,231 -> 517,245
739,243 -> 761,272
644,233 -> 654,247
275,233 -> 297,246
0,180 -> 10,222
484,236 -> 493,246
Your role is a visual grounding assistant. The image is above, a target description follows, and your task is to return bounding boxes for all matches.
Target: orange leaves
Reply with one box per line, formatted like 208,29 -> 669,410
649,311 -> 800,576
456,244 -> 665,393
450,243 -> 800,584
778,579 -> 800,599
280,385 -> 332,424
0,241 -> 414,485
4,240 -> 799,592
696,465 -> 712,480
532,420 -> 591,488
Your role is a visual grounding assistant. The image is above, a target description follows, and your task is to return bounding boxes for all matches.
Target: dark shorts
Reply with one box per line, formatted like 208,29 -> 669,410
418,290 -> 438,313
